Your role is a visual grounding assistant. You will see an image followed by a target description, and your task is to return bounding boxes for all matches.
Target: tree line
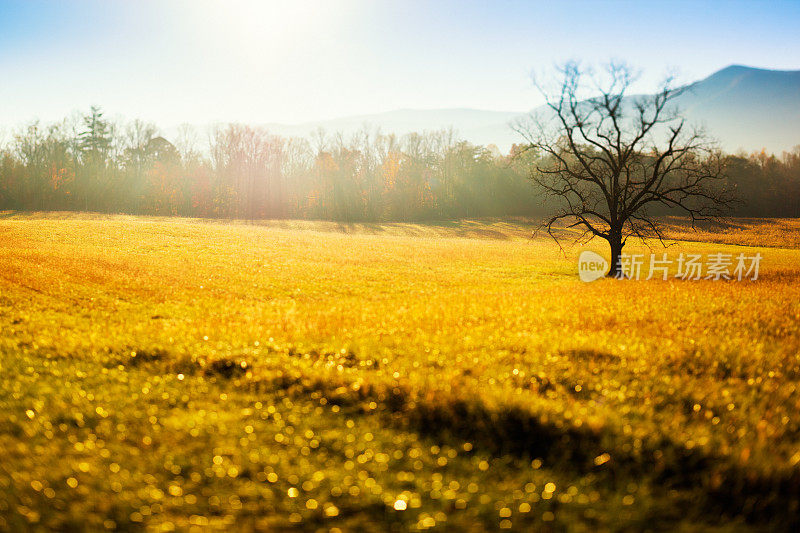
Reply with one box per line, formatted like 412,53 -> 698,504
0,106 -> 798,221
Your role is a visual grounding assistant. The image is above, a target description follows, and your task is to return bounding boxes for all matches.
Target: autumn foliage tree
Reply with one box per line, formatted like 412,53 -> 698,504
0,104 -> 796,225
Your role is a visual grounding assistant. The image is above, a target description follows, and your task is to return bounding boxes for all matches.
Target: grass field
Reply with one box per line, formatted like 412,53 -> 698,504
1,214 -> 799,532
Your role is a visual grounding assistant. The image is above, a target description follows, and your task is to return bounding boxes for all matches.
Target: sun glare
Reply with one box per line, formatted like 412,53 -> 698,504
187,0 -> 334,54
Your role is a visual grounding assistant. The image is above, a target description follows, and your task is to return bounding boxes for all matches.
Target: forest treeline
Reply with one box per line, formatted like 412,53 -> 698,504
1,107 -> 799,220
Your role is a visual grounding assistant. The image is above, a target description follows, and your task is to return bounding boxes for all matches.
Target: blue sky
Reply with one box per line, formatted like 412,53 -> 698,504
1,0 -> 798,127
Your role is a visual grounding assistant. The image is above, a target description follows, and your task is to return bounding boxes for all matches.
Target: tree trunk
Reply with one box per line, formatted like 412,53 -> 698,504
607,232 -> 624,278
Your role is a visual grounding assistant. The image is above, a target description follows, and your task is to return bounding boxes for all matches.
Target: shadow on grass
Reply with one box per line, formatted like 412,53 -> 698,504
115,345 -> 800,530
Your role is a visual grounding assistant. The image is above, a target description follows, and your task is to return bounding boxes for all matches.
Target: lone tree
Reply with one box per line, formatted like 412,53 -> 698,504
515,62 -> 734,277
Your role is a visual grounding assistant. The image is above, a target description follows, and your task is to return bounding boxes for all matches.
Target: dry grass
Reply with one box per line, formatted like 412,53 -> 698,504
1,213 -> 799,531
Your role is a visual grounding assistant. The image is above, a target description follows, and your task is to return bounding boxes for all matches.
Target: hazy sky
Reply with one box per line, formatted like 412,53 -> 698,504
1,0 -> 799,127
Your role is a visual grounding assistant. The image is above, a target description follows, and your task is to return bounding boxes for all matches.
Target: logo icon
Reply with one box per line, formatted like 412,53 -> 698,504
578,251 -> 608,282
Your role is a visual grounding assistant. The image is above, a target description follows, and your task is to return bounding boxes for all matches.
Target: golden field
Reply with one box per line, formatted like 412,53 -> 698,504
1,214 -> 799,532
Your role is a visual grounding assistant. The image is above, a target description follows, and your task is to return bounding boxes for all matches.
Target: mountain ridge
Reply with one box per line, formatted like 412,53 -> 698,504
259,65 -> 800,154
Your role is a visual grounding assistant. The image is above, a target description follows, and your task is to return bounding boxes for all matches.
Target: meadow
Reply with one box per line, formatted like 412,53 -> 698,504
1,213 -> 799,531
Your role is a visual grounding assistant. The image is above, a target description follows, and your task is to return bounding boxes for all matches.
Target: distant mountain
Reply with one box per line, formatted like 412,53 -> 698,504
261,65 -> 800,154
262,108 -> 521,148
673,65 -> 800,154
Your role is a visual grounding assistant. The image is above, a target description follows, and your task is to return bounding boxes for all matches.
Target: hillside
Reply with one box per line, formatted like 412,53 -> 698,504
675,65 -> 800,153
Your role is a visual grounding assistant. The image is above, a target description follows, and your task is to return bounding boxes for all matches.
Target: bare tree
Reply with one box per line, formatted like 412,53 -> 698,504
515,62 -> 735,277
174,123 -> 200,163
